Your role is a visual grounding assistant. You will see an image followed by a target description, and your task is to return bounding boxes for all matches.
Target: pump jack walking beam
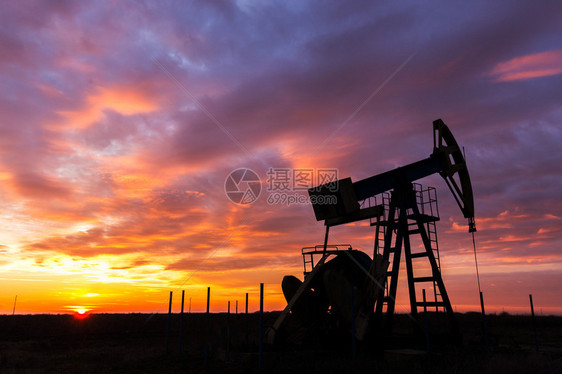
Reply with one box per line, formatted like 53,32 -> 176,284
310,119 -> 476,233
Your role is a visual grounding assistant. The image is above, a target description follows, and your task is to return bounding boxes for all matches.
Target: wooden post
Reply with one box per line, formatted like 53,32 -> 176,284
245,292 -> 249,346
227,300 -> 231,359
351,286 -> 357,363
178,290 -> 185,357
259,283 -> 264,372
206,287 -> 211,322
530,294 -> 539,352
12,295 -> 17,316
480,291 -> 490,353
423,289 -> 430,355
166,291 -> 172,356
205,287 -> 210,365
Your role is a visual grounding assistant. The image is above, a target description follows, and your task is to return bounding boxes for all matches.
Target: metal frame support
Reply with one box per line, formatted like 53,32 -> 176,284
374,183 -> 459,339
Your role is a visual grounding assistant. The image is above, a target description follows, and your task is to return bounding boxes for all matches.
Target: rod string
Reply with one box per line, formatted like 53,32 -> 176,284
472,231 -> 482,293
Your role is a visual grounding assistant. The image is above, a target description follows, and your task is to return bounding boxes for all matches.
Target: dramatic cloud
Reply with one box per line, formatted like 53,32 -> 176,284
490,49 -> 562,82
0,0 -> 560,314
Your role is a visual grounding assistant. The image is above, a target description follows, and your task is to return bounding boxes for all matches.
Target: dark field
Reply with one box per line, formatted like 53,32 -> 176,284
0,312 -> 561,373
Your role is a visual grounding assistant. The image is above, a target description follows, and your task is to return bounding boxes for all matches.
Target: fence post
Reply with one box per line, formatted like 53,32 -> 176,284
166,291 -> 172,356
178,290 -> 185,357
227,300 -> 231,360
480,291 -> 490,354
245,292 -> 249,346
423,289 -> 430,355
205,287 -> 210,365
530,294 -> 539,352
259,283 -> 264,372
206,287 -> 211,322
351,286 -> 356,363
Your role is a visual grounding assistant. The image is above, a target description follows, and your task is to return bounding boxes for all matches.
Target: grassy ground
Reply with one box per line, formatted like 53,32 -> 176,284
0,312 -> 561,373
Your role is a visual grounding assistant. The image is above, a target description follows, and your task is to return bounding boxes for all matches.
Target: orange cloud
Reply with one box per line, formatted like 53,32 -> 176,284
498,234 -> 532,242
8,171 -> 72,200
489,49 -> 562,82
449,209 -> 527,232
58,85 -> 158,128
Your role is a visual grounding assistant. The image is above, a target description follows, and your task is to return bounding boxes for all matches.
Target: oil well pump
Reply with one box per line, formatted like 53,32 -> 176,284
266,119 -> 476,346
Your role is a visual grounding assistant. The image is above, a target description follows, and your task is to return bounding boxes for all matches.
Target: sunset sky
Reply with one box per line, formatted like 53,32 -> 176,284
0,1 -> 561,315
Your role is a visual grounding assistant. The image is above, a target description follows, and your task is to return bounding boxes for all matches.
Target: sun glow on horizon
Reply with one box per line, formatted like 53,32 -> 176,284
70,306 -> 92,319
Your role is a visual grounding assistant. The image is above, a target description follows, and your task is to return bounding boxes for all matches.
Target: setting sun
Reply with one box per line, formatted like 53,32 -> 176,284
71,307 -> 91,319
